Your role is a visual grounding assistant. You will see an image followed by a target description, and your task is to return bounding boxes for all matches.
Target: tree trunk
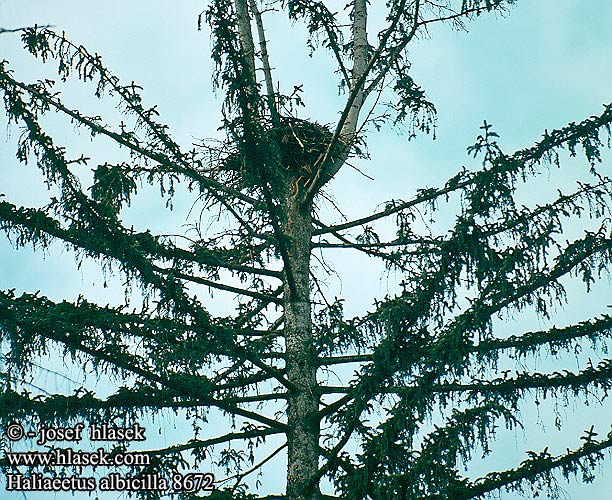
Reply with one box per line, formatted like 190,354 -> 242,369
283,192 -> 320,500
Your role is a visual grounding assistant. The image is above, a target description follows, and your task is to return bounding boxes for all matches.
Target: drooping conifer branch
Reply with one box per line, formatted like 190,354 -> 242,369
458,432 -> 612,500
432,359 -> 612,399
0,62 -> 260,208
0,386 -> 227,421
0,289 -> 291,431
6,319 -> 287,431
315,102 -> 612,236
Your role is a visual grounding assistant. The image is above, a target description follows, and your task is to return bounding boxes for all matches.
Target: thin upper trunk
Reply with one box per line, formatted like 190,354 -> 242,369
303,0 -> 368,199
234,0 -> 256,82
342,0 -> 368,141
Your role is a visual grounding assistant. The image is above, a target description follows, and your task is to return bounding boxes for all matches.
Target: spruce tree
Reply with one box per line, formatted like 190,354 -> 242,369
2,1 -> 612,499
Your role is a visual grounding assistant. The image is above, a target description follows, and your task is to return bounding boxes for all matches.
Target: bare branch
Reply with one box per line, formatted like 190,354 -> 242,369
147,427 -> 281,457
0,25 -> 54,34
160,267 -> 283,305
318,354 -> 373,366
220,442 -> 287,488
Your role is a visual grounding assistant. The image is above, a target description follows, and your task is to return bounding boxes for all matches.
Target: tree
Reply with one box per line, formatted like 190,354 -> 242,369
2,1 -> 612,499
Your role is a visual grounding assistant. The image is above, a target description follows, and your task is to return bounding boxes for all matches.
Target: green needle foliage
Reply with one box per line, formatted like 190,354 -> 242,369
2,1 -> 612,499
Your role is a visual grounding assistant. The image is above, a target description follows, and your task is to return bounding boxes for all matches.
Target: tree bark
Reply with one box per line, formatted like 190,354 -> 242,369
234,0 -> 256,81
283,192 -> 320,500
303,0 -> 368,198
342,0 -> 368,141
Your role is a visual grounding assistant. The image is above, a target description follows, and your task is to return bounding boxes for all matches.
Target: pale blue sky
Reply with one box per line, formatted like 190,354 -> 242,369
2,1 -> 612,499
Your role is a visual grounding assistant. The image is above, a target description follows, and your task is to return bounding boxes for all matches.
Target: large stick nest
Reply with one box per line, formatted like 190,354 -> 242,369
275,116 -> 337,174
220,116 -> 343,184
